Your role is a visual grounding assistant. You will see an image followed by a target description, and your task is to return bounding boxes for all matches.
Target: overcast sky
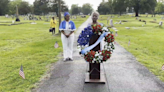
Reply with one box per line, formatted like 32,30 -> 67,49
24,0 -> 106,10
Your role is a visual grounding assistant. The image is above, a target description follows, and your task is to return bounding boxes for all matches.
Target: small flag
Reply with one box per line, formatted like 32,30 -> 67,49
162,64 -> 164,70
114,41 -> 116,44
54,41 -> 59,48
128,39 -> 130,46
115,32 -> 118,36
19,65 -> 25,79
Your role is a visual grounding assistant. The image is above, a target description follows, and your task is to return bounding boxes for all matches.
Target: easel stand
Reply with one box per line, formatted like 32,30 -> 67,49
85,34 -> 106,84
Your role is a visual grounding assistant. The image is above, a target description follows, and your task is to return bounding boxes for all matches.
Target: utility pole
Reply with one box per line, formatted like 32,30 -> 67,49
58,0 -> 61,33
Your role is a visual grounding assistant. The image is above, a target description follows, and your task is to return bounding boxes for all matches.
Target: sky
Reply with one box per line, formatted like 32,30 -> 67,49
24,0 -> 106,10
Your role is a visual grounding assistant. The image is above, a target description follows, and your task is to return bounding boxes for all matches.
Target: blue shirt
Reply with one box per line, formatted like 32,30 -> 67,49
59,20 -> 76,31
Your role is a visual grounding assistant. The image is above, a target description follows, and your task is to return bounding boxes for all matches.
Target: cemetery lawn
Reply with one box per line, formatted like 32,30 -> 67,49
99,15 -> 164,82
0,16 -> 88,92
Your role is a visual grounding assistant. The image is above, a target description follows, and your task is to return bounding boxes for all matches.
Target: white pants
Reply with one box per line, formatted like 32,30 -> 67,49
61,33 -> 74,59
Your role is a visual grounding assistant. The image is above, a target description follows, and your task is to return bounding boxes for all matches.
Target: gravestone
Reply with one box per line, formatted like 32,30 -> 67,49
146,13 -> 148,17
12,20 -> 15,24
110,19 -> 114,27
119,20 -> 122,24
159,21 -> 163,27
161,17 -> 164,20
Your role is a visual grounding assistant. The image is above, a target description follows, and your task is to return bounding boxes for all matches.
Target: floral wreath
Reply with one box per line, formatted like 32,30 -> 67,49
77,24 -> 115,63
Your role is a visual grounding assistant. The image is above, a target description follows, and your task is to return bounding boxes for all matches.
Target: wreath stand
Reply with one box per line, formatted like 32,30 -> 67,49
85,34 -> 106,84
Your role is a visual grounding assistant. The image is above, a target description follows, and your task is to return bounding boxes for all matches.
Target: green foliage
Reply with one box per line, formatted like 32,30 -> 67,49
98,2 -> 112,14
112,0 -> 127,15
34,0 -> 68,15
8,0 -> 32,15
155,2 -> 164,14
71,4 -> 81,15
82,3 -> 93,15
0,0 -> 10,15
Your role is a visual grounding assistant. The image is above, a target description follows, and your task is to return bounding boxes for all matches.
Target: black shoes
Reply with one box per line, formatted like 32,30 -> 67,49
64,58 -> 73,62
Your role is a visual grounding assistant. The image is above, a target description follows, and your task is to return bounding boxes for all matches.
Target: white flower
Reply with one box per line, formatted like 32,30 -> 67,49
98,32 -> 101,35
87,35 -> 89,37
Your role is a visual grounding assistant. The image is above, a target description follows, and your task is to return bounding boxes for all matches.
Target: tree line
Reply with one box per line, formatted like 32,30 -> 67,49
97,0 -> 164,17
0,0 -> 68,16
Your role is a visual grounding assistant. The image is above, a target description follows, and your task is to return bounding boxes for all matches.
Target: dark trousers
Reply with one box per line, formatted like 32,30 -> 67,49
52,28 -> 55,34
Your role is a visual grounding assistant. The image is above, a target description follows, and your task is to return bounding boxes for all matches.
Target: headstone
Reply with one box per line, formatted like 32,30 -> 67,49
5,14 -> 8,18
159,21 -> 163,26
110,19 -> 114,27
125,27 -> 130,29
161,17 -> 164,20
12,20 -> 15,24
119,20 -> 122,24
145,13 -> 148,17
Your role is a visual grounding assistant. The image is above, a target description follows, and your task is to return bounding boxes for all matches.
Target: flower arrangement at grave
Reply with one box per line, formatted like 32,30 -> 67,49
77,24 -> 115,63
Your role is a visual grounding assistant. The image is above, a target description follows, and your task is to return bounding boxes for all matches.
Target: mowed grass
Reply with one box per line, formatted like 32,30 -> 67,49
99,14 -> 164,82
0,16 -> 88,92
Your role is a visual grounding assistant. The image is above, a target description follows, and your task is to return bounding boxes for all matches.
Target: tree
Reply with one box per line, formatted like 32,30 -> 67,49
8,0 -> 22,15
19,1 -> 32,15
0,0 -> 9,15
112,0 -> 127,15
71,4 -> 81,15
98,2 -> 111,15
34,0 -> 50,15
82,3 -> 93,15
126,0 -> 157,17
48,0 -> 69,16
155,2 -> 164,14
140,0 -> 157,17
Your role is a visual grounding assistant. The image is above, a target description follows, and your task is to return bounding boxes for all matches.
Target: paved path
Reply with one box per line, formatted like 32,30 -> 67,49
33,17 -> 164,92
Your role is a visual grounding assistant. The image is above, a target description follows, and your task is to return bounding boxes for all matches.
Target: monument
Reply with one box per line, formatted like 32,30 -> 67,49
15,5 -> 20,22
110,19 -> 114,27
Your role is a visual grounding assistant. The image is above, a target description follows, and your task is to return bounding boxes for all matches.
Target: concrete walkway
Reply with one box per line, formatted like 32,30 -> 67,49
33,17 -> 164,92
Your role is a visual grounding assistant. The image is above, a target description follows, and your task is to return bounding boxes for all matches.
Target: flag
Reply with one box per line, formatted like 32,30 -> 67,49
114,41 -> 116,44
128,39 -> 130,46
115,32 -> 118,36
19,65 -> 25,79
54,41 -> 59,48
162,64 -> 164,70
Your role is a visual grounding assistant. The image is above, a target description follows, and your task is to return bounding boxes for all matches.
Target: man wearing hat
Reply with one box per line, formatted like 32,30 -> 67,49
59,12 -> 76,61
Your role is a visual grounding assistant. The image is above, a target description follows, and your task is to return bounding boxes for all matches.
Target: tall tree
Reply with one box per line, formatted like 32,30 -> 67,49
48,0 -> 68,16
126,0 -> 157,17
33,0 -> 49,15
155,2 -> 164,14
82,3 -> 93,15
19,1 -> 31,15
8,0 -> 32,15
113,0 -> 127,15
71,4 -> 81,15
0,0 -> 9,15
98,2 -> 111,15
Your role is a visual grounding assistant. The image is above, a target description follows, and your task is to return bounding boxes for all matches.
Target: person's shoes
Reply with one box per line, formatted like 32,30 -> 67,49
69,58 -> 73,61
63,58 -> 68,62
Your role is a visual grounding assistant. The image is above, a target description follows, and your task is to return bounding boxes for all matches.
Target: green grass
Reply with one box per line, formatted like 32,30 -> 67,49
0,16 -> 88,92
99,14 -> 164,82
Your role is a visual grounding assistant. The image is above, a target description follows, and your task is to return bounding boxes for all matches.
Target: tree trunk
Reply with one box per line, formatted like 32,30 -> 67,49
135,10 -> 139,17
119,11 -> 121,16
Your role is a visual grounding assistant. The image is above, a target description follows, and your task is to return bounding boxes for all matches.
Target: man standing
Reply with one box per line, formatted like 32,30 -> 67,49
50,17 -> 57,35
